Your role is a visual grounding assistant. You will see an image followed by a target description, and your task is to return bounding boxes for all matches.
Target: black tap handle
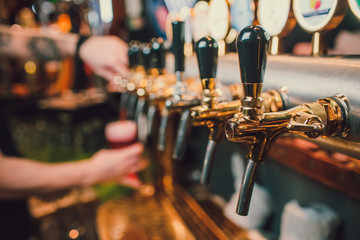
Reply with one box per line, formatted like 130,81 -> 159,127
127,44 -> 135,69
236,25 -> 269,84
129,41 -> 144,67
172,21 -> 185,72
195,36 -> 218,84
142,43 -> 152,71
151,38 -> 166,70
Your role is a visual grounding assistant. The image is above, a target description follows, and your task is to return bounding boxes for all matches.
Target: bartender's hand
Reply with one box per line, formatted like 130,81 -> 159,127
79,35 -> 129,81
0,24 -> 129,80
88,143 -> 145,188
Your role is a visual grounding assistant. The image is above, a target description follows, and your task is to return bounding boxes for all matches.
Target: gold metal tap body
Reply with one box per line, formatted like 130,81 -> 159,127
226,95 -> 350,162
190,89 -> 286,142
190,84 -> 287,185
225,94 -> 350,215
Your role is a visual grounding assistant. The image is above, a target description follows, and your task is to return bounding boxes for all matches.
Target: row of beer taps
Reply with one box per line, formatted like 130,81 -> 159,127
114,21 -> 351,216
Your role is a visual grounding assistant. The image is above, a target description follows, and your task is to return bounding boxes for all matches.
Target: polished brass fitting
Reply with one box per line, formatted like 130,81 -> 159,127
239,83 -> 264,120
191,88 -> 287,134
225,95 -> 350,158
225,94 -> 350,216
190,88 -> 288,184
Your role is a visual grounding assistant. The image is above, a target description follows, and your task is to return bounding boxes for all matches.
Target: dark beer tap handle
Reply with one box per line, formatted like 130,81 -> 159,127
195,36 -> 218,82
142,43 -> 152,71
128,41 -> 144,67
151,38 -> 166,70
127,43 -> 136,69
236,25 -> 269,85
171,21 -> 185,72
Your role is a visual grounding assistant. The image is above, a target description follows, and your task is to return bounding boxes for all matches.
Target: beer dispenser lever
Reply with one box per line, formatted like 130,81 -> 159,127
190,34 -> 288,185
195,36 -> 220,184
225,25 -> 350,216
233,25 -> 269,216
166,20 -> 201,161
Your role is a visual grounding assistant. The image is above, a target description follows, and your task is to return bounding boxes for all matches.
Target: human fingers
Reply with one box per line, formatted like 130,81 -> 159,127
108,142 -> 144,160
94,62 -> 128,81
93,67 -> 116,82
92,143 -> 143,164
126,159 -> 148,174
111,62 -> 129,79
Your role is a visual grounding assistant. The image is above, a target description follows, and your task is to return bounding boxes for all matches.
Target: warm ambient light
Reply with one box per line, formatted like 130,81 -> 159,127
68,229 -> 79,239
137,88 -> 145,96
57,13 -> 72,32
25,61 -> 37,74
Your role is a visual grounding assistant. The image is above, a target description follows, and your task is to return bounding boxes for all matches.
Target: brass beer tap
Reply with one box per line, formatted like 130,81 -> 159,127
225,25 -> 350,216
146,38 -> 170,141
124,42 -> 145,120
134,43 -> 152,126
157,20 -> 201,160
190,36 -> 287,185
191,36 -> 234,184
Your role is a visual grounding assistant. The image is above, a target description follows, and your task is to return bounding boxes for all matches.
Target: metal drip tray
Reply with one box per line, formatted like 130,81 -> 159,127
96,185 -> 248,240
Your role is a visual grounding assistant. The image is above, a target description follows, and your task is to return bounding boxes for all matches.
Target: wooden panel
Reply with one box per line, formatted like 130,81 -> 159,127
269,137 -> 360,200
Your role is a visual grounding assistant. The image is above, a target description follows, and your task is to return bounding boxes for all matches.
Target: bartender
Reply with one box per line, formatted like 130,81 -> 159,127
0,24 -> 144,239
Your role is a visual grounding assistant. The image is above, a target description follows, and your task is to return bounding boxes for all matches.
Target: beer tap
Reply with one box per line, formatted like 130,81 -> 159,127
124,42 -> 145,120
133,42 -> 155,143
135,40 -> 173,144
146,38 -> 170,141
134,43 -> 152,123
171,21 -> 201,161
151,38 -> 167,76
191,36 -> 287,185
191,36 -> 223,184
157,20 -> 187,152
118,42 -> 136,119
225,25 -> 350,216
157,20 -> 201,159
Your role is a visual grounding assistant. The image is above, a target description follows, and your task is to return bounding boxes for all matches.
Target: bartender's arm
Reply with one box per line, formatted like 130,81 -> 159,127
0,143 -> 144,200
0,24 -> 128,80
